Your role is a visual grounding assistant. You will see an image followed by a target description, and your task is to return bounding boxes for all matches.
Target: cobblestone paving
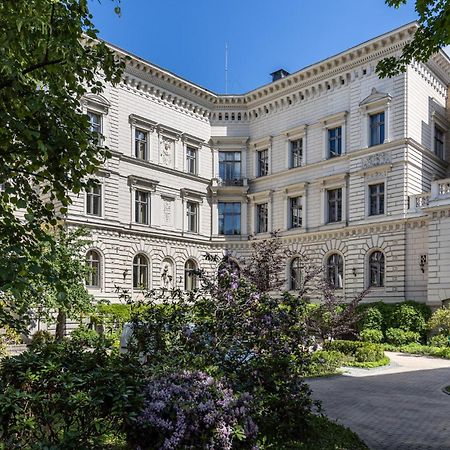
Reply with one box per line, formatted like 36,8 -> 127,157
308,352 -> 450,450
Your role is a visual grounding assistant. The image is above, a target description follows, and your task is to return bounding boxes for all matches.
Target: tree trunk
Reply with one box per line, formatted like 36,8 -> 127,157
55,309 -> 66,341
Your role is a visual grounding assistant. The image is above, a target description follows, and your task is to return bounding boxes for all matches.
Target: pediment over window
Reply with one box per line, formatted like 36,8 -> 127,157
359,88 -> 391,110
83,93 -> 111,114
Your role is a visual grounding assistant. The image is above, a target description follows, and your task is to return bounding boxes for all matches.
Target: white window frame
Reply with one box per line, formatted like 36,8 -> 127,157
186,200 -> 199,234
284,125 -> 307,169
132,253 -> 150,290
321,111 -> 347,160
256,202 -> 269,234
129,114 -> 157,161
85,249 -> 103,290
431,111 -> 449,160
367,181 -> 386,217
250,136 -> 272,178
363,170 -> 389,218
85,179 -> 104,217
366,249 -> 386,290
134,189 -> 150,225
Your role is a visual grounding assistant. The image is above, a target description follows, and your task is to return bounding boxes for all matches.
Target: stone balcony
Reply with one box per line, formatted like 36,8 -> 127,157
408,178 -> 450,213
210,177 -> 249,196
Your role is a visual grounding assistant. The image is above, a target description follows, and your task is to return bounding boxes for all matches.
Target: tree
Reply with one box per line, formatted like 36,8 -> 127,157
377,0 -> 450,77
0,0 -> 123,332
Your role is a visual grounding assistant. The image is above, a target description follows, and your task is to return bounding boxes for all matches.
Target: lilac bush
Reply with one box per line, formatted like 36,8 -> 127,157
127,370 -> 258,450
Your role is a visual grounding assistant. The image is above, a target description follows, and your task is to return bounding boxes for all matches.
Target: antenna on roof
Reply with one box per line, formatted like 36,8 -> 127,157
225,43 -> 228,94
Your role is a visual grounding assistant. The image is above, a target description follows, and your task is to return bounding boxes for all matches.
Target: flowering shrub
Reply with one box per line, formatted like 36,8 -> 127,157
126,370 -> 257,449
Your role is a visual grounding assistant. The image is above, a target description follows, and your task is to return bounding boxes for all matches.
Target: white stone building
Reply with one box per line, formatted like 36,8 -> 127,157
68,22 -> 450,307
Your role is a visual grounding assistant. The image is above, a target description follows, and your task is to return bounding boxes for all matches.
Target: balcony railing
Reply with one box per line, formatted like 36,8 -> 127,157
408,177 -> 450,213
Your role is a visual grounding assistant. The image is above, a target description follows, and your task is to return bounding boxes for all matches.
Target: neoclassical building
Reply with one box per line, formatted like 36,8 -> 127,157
68,22 -> 450,307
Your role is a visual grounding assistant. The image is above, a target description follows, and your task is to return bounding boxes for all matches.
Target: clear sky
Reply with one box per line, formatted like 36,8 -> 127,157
90,0 -> 420,94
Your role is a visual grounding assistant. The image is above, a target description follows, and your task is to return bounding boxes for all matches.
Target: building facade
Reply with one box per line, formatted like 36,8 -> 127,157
68,23 -> 450,307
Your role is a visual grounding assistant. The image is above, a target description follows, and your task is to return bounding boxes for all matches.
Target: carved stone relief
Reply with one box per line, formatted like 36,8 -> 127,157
160,138 -> 174,167
162,197 -> 174,227
161,258 -> 174,289
361,153 -> 392,169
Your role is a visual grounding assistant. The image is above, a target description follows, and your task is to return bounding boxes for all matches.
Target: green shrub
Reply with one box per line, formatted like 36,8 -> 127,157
70,325 -> 113,347
29,330 -> 54,348
358,306 -> 383,331
0,340 -> 143,449
360,328 -> 384,343
325,340 -> 384,363
392,303 -> 428,333
428,307 -> 450,335
385,328 -> 420,346
305,350 -> 345,377
428,334 -> 449,347
354,344 -> 384,363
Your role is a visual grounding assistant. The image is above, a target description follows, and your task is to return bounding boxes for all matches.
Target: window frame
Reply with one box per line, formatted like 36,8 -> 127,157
186,200 -> 199,233
289,196 -> 303,229
328,126 -> 343,158
85,249 -> 101,289
86,181 -> 102,217
326,253 -> 344,290
135,189 -> 150,225
368,182 -> 385,216
184,259 -> 198,291
369,111 -> 385,147
256,202 -> 268,234
87,110 -> 103,146
133,253 -> 149,289
219,151 -> 242,181
218,202 -> 241,235
434,125 -> 445,160
290,257 -> 303,290
327,188 -> 343,223
290,138 -> 303,168
368,250 -> 385,288
186,145 -> 198,175
257,148 -> 269,177
135,128 -> 148,160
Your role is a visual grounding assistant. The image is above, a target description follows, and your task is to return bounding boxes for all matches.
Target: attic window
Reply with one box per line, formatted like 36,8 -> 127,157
218,113 -> 222,120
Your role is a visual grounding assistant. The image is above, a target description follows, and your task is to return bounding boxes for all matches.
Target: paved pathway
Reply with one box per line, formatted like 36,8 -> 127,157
308,352 -> 450,450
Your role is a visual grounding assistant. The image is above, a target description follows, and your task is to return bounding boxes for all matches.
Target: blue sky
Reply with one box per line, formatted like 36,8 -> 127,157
90,0 -> 420,93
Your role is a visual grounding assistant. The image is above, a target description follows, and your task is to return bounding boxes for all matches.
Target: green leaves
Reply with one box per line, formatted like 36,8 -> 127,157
0,0 -> 124,332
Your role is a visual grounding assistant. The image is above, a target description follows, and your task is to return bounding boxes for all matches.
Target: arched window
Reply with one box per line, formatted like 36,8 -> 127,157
369,251 -> 385,287
184,259 -> 198,291
290,257 -> 302,290
327,253 -> 343,289
133,254 -> 149,289
86,250 -> 101,288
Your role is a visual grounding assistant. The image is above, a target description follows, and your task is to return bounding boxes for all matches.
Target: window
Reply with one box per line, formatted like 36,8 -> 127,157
435,126 -> 444,159
328,127 -> 342,158
289,196 -> 302,228
369,183 -> 385,216
219,152 -> 241,180
369,112 -> 385,146
186,201 -> 198,233
184,259 -> 198,291
218,202 -> 241,235
327,188 -> 342,223
135,129 -> 148,160
327,253 -> 343,289
290,257 -> 303,290
86,182 -> 102,216
256,203 -> 268,233
290,139 -> 302,168
86,250 -> 101,288
133,254 -> 149,289
135,190 -> 149,224
257,149 -> 269,176
369,251 -> 385,287
186,146 -> 197,174
87,111 -> 102,145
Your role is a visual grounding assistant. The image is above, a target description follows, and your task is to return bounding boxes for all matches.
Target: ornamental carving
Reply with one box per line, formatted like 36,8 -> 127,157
160,138 -> 174,167
361,153 -> 392,170
161,259 -> 174,288
162,198 -> 174,226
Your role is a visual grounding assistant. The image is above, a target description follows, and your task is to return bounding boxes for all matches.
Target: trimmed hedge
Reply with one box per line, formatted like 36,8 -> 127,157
383,343 -> 450,359
360,329 -> 383,343
385,328 -> 420,346
304,350 -> 345,377
325,340 -> 385,363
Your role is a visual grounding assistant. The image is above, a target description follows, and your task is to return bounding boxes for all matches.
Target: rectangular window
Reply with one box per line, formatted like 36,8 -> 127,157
219,151 -> 241,180
435,126 -> 444,159
135,129 -> 148,160
257,149 -> 269,176
328,127 -> 342,158
289,196 -> 302,228
87,111 -> 102,145
370,112 -> 385,147
256,203 -> 268,233
86,182 -> 102,216
135,190 -> 149,224
327,188 -> 342,223
290,139 -> 302,168
186,201 -> 198,233
218,202 -> 241,235
369,183 -> 385,216
186,146 -> 197,174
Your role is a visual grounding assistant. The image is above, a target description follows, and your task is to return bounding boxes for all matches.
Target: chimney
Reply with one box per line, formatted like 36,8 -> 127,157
270,68 -> 290,82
